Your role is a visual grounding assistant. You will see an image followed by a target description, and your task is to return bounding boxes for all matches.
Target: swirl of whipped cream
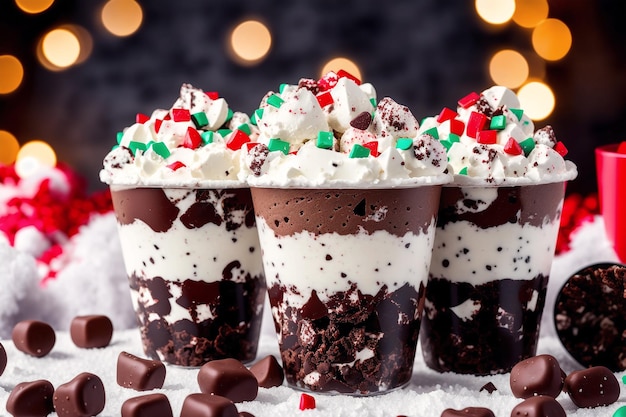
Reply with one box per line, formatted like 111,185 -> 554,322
245,71 -> 451,188
418,85 -> 577,186
100,84 -> 259,188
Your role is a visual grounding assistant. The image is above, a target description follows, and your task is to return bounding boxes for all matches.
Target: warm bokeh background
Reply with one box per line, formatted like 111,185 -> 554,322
1,0 -> 626,195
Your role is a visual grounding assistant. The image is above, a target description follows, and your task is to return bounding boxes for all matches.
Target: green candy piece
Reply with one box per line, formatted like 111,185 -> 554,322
116,131 -> 124,144
251,108 -> 263,126
279,83 -> 288,94
448,133 -> 460,143
510,108 -> 524,121
201,131 -> 214,145
458,167 -> 468,176
217,128 -> 232,138
316,131 -> 334,149
150,141 -> 171,159
237,123 -> 251,135
490,114 -> 506,130
439,139 -> 454,151
613,406 -> 626,417
267,94 -> 284,108
191,112 -> 209,129
423,127 -> 439,140
128,141 -> 147,155
225,108 -> 234,123
349,144 -> 371,158
395,138 -> 413,151
369,98 -> 376,108
268,138 -> 290,155
519,137 -> 536,156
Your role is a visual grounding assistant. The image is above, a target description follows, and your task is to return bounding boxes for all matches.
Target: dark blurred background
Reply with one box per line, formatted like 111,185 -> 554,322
1,0 -> 626,195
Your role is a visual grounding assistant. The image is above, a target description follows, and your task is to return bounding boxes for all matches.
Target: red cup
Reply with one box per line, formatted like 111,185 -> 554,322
595,144 -> 626,262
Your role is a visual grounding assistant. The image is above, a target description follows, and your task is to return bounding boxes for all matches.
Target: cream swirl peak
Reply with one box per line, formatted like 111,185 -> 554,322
100,83 -> 259,187
418,85 -> 577,185
245,70 -> 451,188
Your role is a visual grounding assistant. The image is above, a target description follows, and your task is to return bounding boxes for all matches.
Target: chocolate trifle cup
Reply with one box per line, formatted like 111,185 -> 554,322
420,182 -> 567,375
110,185 -> 265,366
250,185 -> 441,394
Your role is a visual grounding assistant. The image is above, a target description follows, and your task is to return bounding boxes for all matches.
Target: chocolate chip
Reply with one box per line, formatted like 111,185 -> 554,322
117,351 -> 166,391
6,379 -> 55,417
563,366 -> 620,408
12,320 -> 55,357
510,395 -> 565,417
479,382 -> 497,394
249,355 -> 284,388
440,407 -> 495,417
350,111 -> 372,130
53,372 -> 105,417
70,315 -> 113,348
121,393 -> 173,417
197,358 -> 258,403
180,393 -> 238,417
0,342 -> 7,376
510,354 -> 563,399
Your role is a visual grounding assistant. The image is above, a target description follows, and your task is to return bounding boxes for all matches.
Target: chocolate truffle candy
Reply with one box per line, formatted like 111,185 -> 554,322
70,315 -> 113,348
6,379 -> 55,417
121,393 -> 173,417
510,354 -> 563,399
12,320 -> 55,357
180,394 -> 238,417
554,263 -> 626,371
53,372 -> 105,417
0,342 -> 7,376
197,358 -> 258,403
249,355 -> 284,388
117,351 -> 166,391
441,407 -> 495,417
563,366 -> 620,408
510,396 -> 566,417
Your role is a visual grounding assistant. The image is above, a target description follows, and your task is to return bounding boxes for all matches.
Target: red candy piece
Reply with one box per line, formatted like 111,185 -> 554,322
184,127 -> 202,149
318,72 -> 339,91
205,91 -> 219,100
458,91 -> 480,109
466,112 -> 488,138
172,108 -> 191,122
167,161 -> 186,171
504,137 -> 523,156
316,91 -> 334,108
554,141 -> 568,157
299,393 -> 315,410
617,141 -> 626,154
477,130 -> 497,144
437,107 -> 458,124
227,129 -> 251,151
362,141 -> 379,157
136,113 -> 149,124
245,142 -> 261,152
154,119 -> 163,134
337,69 -> 361,85
449,119 -> 465,136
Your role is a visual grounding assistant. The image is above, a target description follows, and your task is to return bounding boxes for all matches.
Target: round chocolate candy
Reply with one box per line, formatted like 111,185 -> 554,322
12,320 -> 56,358
553,263 -> 626,371
197,358 -> 258,403
53,372 -> 105,417
563,366 -> 620,408
6,379 -> 55,417
509,354 -> 563,399
510,396 -> 566,417
70,315 -> 113,348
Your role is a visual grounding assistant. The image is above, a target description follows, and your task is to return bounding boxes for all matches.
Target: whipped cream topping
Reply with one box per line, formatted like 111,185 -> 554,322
245,71 -> 451,188
100,83 -> 259,188
418,85 -> 577,186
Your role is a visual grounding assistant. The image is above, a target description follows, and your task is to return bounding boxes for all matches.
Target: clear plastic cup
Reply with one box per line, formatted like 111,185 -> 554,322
110,185 -> 265,367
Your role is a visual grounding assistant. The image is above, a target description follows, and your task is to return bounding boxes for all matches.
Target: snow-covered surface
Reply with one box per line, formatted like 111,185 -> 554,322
0,216 -> 624,417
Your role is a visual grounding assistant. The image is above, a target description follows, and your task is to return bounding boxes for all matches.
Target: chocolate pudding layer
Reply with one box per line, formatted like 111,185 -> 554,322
111,187 -> 265,366
251,186 -> 441,394
421,183 -> 565,375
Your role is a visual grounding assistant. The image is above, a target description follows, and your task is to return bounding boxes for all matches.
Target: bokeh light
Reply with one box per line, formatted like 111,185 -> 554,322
532,18 -> 572,61
40,28 -> 81,68
513,0 -> 549,28
101,0 -> 143,37
489,49 -> 529,88
14,0 -> 54,14
321,57 -> 362,81
0,55 -> 24,94
517,81 -> 555,121
15,140 -> 57,179
0,131 -> 20,165
229,20 -> 272,65
475,0 -> 515,25
62,24 -> 93,65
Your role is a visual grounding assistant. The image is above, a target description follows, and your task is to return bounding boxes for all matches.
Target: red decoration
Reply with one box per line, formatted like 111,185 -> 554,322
226,129 -> 250,150
557,193 -> 599,254
476,130 -> 497,144
466,112 -> 488,139
171,108 -> 191,122
299,393 -> 316,410
449,119 -> 465,136
136,113 -> 149,124
316,91 -> 334,108
617,141 -> 626,154
183,127 -> 202,149
205,91 -> 219,100
318,72 -> 339,91
362,141 -> 379,157
154,119 -> 163,134
554,141 -> 568,157
337,69 -> 361,85
436,107 -> 458,124
458,92 -> 480,109
167,161 -> 186,171
503,137 -> 523,156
